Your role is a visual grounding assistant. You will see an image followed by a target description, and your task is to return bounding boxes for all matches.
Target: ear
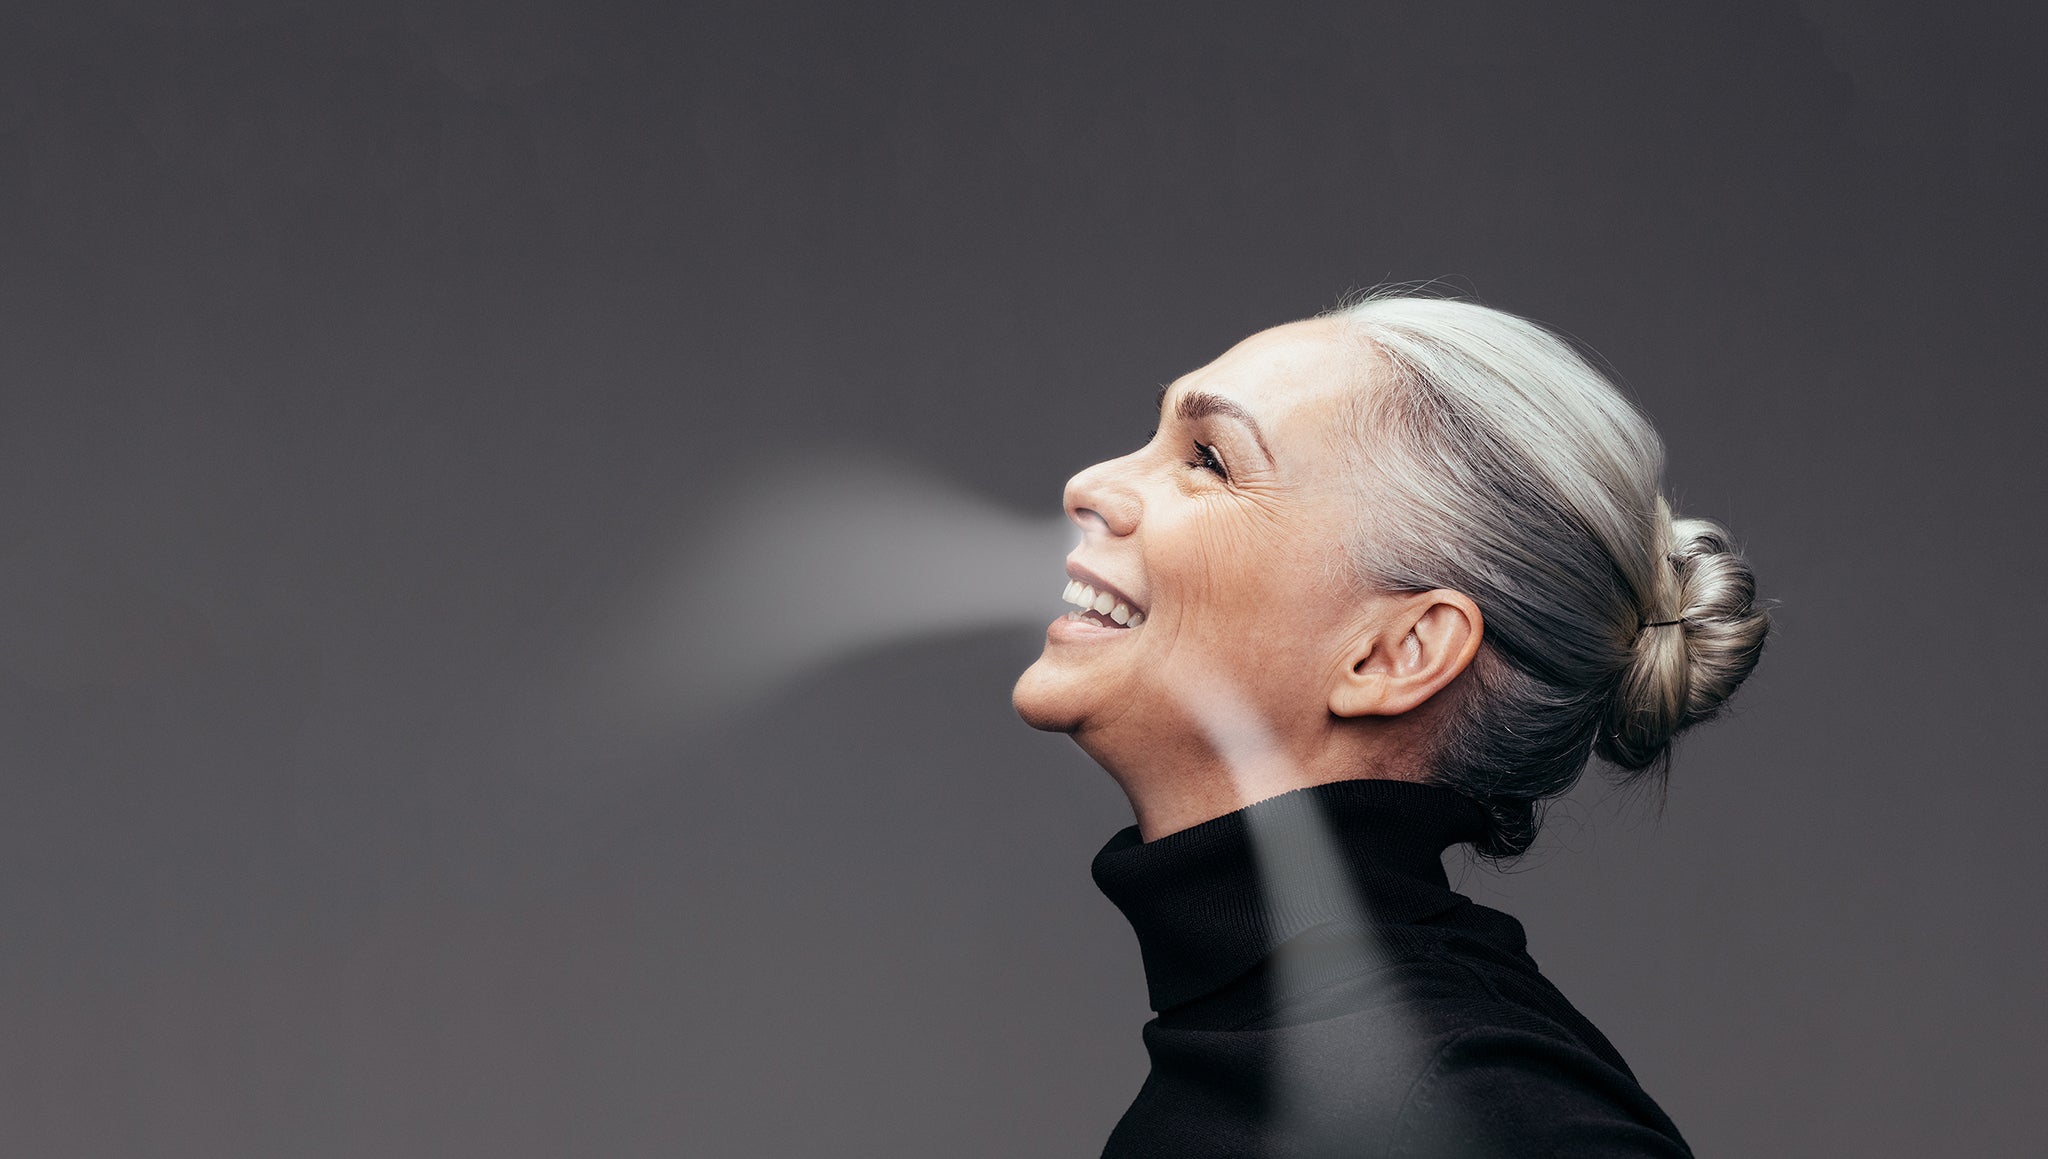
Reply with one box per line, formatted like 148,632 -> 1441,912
1328,590 -> 1484,718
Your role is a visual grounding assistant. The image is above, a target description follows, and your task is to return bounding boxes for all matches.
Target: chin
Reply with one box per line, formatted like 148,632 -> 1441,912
1012,658 -> 1085,734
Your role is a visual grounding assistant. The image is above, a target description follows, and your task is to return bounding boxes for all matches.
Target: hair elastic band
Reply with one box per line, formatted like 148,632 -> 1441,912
1640,618 -> 1686,628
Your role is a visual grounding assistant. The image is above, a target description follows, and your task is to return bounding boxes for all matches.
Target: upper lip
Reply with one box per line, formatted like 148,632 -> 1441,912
1065,561 -> 1145,614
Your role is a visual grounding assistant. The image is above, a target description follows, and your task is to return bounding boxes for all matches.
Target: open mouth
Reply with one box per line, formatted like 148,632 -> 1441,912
1061,577 -> 1145,628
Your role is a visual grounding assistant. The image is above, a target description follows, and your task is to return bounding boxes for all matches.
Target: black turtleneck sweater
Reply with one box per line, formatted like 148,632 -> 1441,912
1089,779 -> 1692,1158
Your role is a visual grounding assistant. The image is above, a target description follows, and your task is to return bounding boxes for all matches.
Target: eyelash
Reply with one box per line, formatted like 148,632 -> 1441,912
1143,427 -> 1228,480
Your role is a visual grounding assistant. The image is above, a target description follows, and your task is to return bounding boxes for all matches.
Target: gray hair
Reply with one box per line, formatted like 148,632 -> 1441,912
1323,293 -> 1770,857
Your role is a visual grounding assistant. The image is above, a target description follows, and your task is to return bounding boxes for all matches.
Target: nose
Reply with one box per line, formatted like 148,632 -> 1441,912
1064,453 -> 1141,538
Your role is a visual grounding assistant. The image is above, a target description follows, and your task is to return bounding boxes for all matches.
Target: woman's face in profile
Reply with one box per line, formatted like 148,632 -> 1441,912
1013,318 -> 1398,765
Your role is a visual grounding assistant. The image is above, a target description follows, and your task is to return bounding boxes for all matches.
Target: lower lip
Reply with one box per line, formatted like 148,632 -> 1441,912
1047,612 -> 1138,642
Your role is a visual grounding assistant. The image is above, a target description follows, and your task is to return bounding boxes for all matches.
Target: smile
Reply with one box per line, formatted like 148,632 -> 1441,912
1061,579 -> 1145,628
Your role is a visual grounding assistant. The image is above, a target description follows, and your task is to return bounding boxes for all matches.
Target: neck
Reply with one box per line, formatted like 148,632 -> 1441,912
1079,717 -> 1423,842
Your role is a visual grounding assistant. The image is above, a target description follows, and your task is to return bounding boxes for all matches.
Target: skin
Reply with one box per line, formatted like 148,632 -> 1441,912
1012,317 -> 1485,841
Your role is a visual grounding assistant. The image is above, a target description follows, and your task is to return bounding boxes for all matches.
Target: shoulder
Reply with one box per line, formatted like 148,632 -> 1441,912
1272,925 -> 1695,1156
1126,993 -> 1693,1159
1388,1021 -> 1694,1158
1371,922 -> 1693,1156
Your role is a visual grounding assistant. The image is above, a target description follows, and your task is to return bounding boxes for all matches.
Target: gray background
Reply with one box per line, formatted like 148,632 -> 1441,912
5,1 -> 2043,1155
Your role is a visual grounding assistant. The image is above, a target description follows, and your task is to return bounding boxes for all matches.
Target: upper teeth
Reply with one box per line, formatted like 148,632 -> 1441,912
1062,579 -> 1143,627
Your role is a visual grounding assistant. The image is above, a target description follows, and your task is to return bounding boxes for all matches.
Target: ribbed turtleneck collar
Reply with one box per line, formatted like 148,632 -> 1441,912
1090,778 -> 1489,1013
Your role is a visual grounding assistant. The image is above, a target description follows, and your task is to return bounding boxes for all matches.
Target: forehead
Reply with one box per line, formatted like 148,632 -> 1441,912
1165,317 -> 1367,418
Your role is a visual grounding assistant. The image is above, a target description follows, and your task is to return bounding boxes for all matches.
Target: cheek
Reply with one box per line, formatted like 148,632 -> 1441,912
1191,502 -> 1310,593
1156,509 -> 1300,638
1178,528 -> 1345,677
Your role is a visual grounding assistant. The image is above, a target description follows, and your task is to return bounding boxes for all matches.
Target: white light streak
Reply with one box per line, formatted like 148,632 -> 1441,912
567,448 -> 1070,738
1178,667 -> 1435,1143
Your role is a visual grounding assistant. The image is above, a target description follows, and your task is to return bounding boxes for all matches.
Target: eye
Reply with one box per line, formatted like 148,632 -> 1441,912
1186,440 -> 1227,479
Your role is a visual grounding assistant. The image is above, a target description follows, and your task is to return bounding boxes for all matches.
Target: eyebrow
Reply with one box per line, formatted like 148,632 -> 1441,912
1160,385 -> 1274,464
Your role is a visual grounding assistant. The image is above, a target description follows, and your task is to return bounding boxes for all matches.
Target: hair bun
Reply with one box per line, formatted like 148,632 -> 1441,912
1596,508 -> 1772,774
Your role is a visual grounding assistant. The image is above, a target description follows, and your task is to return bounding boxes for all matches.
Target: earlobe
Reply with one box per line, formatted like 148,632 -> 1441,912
1328,591 -> 1483,719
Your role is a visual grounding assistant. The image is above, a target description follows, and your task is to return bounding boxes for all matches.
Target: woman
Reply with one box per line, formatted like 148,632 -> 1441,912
1014,294 -> 1769,1157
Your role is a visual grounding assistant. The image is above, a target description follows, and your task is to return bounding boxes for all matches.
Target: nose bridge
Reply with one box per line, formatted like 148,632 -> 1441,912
1065,451 -> 1142,537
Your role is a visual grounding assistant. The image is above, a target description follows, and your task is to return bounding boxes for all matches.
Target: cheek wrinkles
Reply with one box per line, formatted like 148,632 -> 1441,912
1192,510 -> 1267,570
1188,483 -> 1300,556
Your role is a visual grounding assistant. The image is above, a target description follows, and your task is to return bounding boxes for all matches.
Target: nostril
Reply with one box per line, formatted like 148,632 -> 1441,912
1065,462 -> 1139,536
1073,506 -> 1109,530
